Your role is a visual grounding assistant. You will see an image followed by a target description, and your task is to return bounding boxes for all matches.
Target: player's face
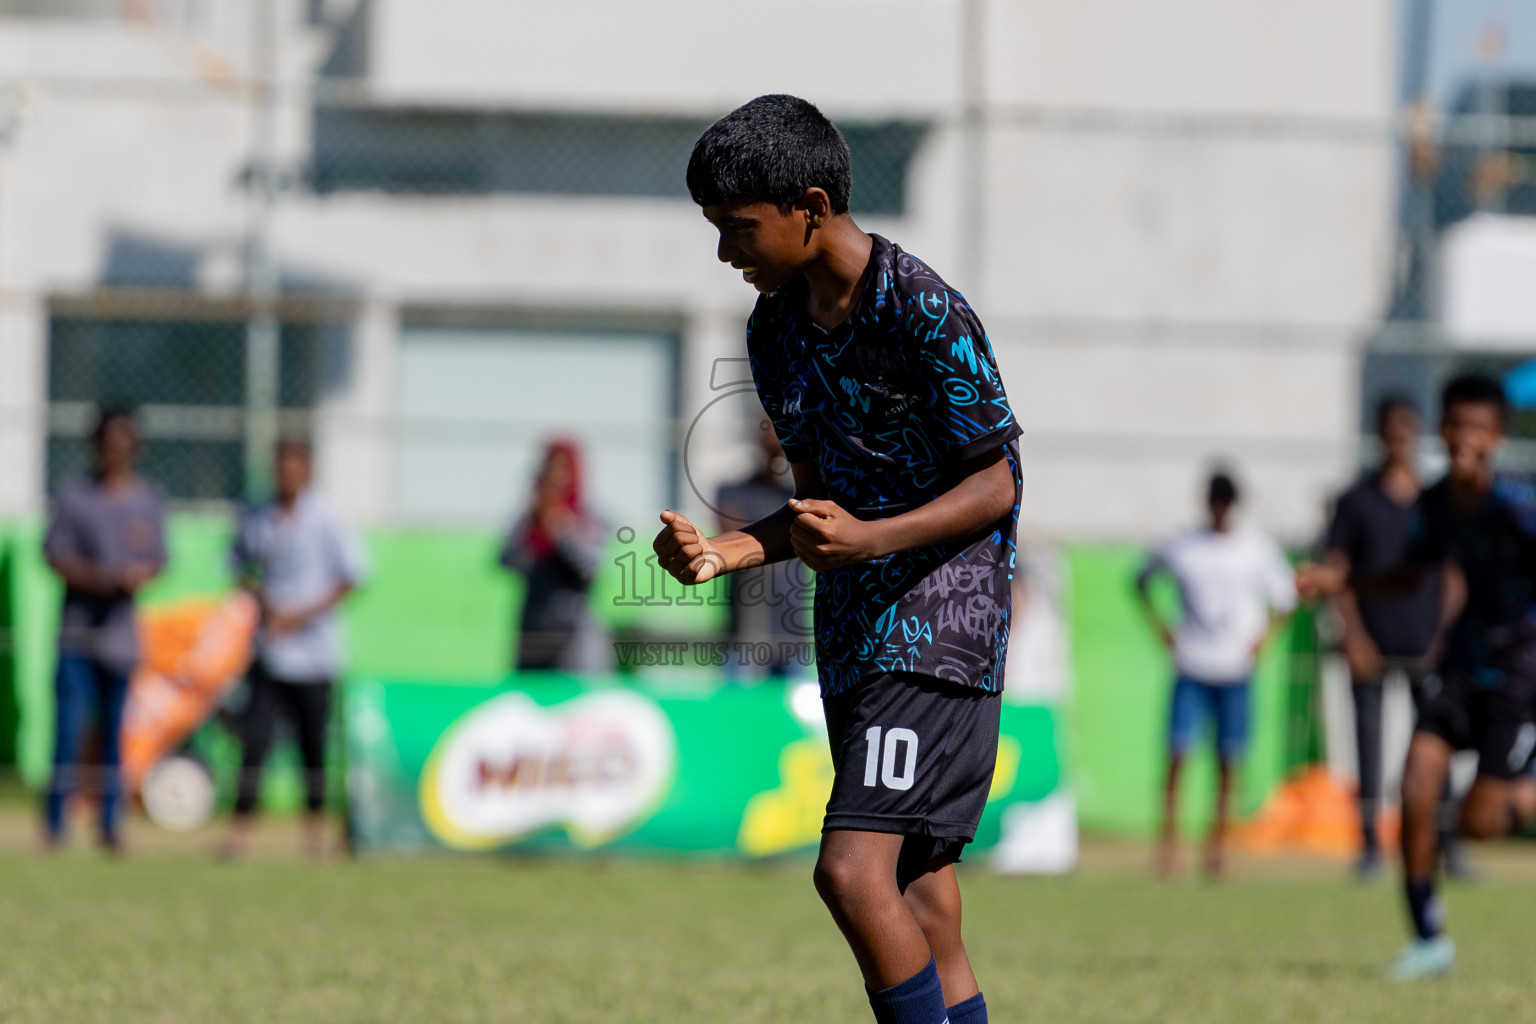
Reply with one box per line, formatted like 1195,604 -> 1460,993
1440,401 -> 1503,482
539,450 -> 575,502
1207,498 -> 1233,531
703,200 -> 812,293
93,418 -> 138,476
275,444 -> 311,500
1379,406 -> 1419,464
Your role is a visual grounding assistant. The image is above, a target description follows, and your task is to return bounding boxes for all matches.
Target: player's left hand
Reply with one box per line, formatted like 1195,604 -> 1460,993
788,498 -> 882,570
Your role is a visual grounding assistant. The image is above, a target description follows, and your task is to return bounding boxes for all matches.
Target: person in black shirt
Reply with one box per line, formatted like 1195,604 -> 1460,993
1322,398 -> 1451,878
654,96 -> 1019,1024
715,415 -> 806,680
1301,375 -> 1536,980
500,438 -> 611,673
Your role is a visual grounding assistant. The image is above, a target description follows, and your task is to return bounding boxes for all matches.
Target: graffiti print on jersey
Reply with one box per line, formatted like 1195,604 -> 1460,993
747,234 -> 1023,697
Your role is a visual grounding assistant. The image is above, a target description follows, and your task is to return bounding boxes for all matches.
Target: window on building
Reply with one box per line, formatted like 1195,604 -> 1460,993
310,107 -> 928,216
391,321 -> 680,528
46,310 -> 342,502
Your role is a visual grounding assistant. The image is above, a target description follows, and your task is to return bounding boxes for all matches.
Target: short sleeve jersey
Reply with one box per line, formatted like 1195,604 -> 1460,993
232,490 -> 369,681
1405,473 -> 1536,672
1325,473 -> 1442,658
44,476 -> 167,674
746,234 -> 1023,696
1137,526 -> 1297,684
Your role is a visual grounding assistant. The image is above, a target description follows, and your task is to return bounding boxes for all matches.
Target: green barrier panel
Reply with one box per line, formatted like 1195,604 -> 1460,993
1066,544 -> 1303,836
346,675 -> 1061,857
9,520 -> 58,786
0,529 -> 19,765
2,513 -> 741,789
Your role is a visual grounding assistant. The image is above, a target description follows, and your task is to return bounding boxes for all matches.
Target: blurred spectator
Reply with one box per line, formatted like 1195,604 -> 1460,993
223,439 -> 367,860
501,438 -> 612,673
42,407 -> 166,852
716,417 -> 802,680
1136,470 -> 1296,878
1323,399 -> 1460,879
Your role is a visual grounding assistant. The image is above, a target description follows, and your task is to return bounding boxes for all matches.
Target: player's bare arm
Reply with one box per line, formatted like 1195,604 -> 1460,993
789,447 -> 1015,571
1296,550 -> 1429,602
1322,546 -> 1383,679
1133,568 -> 1175,650
656,448 -> 1013,581
654,460 -> 823,585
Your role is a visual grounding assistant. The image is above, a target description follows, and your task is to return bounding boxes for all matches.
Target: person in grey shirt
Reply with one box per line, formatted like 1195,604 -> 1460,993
43,407 -> 167,852
223,439 -> 367,859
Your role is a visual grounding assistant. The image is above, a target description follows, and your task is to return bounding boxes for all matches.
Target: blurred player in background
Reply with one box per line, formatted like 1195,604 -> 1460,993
1322,398 -> 1463,880
224,439 -> 367,860
1300,374 -> 1536,980
655,95 -> 1021,1024
1137,470 -> 1296,879
43,407 -> 167,853
715,415 -> 802,680
500,437 -> 612,673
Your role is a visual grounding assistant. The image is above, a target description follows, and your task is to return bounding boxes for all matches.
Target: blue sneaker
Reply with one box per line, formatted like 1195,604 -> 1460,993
1387,936 -> 1455,980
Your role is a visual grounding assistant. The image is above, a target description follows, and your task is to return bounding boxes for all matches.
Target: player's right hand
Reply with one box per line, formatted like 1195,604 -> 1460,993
1294,562 -> 1344,601
653,510 -> 724,585
1342,631 -> 1383,681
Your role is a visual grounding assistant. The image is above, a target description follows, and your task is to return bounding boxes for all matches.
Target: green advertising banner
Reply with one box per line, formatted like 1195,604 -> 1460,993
346,675 -> 1066,861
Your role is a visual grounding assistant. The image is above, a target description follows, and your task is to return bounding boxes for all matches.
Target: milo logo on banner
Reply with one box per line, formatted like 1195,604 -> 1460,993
419,690 -> 676,850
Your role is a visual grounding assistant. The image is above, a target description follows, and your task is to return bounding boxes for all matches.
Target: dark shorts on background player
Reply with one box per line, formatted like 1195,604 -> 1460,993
1167,675 -> 1251,762
822,671 -> 1002,864
1415,656 -> 1536,781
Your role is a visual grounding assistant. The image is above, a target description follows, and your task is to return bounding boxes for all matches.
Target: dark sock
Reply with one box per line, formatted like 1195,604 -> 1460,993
946,991 -> 987,1024
1405,879 -> 1444,940
1360,817 -> 1378,855
868,958 -> 949,1024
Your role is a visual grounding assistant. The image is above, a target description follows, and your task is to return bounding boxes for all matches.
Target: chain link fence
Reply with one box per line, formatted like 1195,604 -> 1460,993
2,5 -> 1536,830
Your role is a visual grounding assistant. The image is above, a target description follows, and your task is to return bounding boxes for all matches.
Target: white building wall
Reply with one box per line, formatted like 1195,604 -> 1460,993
976,0 -> 1396,541
369,0 -> 964,115
0,0 -> 1398,542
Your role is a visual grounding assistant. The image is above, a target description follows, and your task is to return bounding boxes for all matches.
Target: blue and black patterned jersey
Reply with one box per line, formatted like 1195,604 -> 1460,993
746,234 -> 1022,697
1407,472 -> 1536,673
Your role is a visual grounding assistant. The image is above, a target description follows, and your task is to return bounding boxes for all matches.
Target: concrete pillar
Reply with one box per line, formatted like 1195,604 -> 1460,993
0,290 -> 47,520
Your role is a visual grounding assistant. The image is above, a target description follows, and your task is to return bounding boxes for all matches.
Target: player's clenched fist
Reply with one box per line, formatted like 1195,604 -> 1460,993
788,497 -> 881,571
653,509 -> 725,585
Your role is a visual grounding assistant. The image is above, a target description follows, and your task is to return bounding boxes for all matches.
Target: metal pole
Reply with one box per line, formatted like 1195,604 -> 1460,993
244,0 -> 281,502
958,0 -> 987,303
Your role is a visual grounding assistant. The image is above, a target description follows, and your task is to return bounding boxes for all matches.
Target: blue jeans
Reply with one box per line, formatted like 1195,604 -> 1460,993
45,655 -> 130,843
1168,675 -> 1251,764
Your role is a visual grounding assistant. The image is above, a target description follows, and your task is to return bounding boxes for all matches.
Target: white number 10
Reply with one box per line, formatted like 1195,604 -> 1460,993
862,726 -> 919,791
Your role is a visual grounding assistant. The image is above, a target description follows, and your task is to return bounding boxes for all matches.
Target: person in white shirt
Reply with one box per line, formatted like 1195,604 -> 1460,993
222,439 -> 368,860
1136,470 -> 1296,878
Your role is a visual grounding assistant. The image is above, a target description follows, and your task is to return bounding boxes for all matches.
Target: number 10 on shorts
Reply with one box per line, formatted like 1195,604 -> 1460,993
863,727 -> 919,790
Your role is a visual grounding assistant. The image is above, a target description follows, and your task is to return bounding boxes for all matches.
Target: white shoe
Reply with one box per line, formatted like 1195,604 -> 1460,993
1387,936 -> 1455,980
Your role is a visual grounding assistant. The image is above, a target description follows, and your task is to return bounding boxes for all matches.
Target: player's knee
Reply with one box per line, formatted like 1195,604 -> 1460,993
1457,791 -> 1508,840
812,853 -> 863,911
1458,805 -> 1502,840
903,883 -> 959,939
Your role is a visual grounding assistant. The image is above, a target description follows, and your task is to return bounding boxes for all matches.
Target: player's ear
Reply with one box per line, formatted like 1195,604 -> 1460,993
798,187 -> 832,227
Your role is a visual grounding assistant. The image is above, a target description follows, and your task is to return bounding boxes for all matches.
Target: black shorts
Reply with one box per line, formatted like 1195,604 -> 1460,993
1416,657 -> 1536,781
822,672 -> 1002,863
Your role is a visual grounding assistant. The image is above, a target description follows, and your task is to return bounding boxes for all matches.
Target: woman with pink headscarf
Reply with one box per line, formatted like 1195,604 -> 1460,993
499,439 -> 612,673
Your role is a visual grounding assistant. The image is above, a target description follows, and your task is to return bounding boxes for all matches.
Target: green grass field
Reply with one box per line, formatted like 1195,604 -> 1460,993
1,812 -> 1534,1024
